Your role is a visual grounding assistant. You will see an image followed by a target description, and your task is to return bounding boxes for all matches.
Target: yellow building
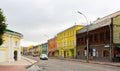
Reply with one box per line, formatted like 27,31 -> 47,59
37,44 -> 42,56
28,45 -> 42,56
21,47 -> 28,55
28,45 -> 34,55
32,45 -> 42,56
57,25 -> 84,58
0,29 -> 23,62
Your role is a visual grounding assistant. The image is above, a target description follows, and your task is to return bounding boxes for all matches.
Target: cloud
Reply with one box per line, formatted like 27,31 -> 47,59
0,0 -> 120,46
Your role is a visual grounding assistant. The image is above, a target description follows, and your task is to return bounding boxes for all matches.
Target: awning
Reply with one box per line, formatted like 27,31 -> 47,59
116,45 -> 120,49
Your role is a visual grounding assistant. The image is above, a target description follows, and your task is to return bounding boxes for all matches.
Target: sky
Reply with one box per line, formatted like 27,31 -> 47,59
0,0 -> 120,47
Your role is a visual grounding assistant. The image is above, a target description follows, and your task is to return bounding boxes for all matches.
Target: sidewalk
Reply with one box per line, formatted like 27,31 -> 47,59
52,57 -> 120,67
0,56 -> 37,71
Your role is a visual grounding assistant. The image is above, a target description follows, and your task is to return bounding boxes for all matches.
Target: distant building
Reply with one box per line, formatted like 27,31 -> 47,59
48,37 -> 57,57
38,44 -> 42,56
57,25 -> 84,58
28,45 -> 34,55
0,29 -> 23,62
76,11 -> 120,62
21,47 -> 28,55
42,43 -> 48,54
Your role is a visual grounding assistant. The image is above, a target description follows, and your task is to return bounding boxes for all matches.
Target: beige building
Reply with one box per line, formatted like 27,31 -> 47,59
0,29 -> 23,62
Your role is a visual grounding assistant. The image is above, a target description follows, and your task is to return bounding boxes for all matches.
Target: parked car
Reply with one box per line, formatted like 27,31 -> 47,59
40,54 -> 48,60
33,54 -> 38,57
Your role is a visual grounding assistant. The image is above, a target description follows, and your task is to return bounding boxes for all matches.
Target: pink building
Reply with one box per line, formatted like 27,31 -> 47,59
48,37 -> 57,57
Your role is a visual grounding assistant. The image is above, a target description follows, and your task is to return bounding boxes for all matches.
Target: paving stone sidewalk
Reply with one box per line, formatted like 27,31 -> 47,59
0,56 -> 37,71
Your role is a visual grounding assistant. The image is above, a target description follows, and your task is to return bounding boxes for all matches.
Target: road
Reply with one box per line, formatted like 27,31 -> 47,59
26,56 -> 120,71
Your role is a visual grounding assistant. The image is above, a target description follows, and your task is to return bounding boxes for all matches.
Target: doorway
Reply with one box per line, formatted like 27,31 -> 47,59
14,51 -> 18,61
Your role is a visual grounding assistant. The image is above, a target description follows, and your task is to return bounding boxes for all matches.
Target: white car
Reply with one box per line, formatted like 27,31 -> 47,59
40,54 -> 48,60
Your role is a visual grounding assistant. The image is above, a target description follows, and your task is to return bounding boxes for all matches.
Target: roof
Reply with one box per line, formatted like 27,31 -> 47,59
77,10 -> 120,34
5,29 -> 23,37
57,25 -> 84,35
93,10 -> 120,24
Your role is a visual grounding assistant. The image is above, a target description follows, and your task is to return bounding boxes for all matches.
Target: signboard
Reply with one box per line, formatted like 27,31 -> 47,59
113,15 -> 120,44
104,45 -> 110,48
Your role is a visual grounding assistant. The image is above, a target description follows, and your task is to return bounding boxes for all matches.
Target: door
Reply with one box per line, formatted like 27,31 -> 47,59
64,51 -> 66,58
14,51 -> 18,61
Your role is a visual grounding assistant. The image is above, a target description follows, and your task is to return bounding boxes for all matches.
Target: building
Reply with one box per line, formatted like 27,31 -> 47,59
57,25 -> 84,58
21,47 -> 28,55
0,29 -> 23,62
42,43 -> 48,55
76,11 -> 120,62
32,45 -> 42,56
28,45 -> 34,55
32,45 -> 38,56
48,37 -> 57,57
37,44 -> 42,56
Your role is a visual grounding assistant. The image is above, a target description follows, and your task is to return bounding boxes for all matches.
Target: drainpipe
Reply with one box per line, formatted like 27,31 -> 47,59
109,23 -> 112,62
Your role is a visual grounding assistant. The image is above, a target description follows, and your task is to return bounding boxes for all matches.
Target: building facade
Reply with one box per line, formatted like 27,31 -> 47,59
28,45 -> 34,55
37,44 -> 42,56
21,47 -> 28,55
32,46 -> 38,56
0,29 -> 23,62
76,11 -> 120,62
48,37 -> 57,57
42,43 -> 48,54
57,25 -> 84,58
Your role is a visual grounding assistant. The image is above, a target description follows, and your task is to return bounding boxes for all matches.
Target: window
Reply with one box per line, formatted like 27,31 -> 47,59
84,50 -> 87,56
14,41 -> 19,48
72,40 -> 74,45
106,31 -> 109,40
77,51 -> 80,56
100,32 -> 104,42
89,34 -> 93,43
85,36 -> 87,43
94,34 -> 98,41
92,48 -> 96,57
71,30 -> 74,36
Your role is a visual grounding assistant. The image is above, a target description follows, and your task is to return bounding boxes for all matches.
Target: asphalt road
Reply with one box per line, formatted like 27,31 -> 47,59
26,56 -> 120,71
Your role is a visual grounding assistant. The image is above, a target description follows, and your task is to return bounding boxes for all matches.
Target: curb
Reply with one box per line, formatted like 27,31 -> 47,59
21,57 -> 38,69
26,61 -> 39,69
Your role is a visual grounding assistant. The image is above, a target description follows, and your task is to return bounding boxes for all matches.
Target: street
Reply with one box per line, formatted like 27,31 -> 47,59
26,56 -> 120,71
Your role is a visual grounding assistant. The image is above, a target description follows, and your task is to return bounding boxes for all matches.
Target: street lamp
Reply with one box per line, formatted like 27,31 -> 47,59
78,11 -> 89,63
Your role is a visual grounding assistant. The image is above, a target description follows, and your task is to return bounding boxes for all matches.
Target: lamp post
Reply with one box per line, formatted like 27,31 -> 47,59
78,11 -> 89,63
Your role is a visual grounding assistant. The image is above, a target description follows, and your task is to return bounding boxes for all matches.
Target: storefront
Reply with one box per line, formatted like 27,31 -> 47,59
113,45 -> 120,62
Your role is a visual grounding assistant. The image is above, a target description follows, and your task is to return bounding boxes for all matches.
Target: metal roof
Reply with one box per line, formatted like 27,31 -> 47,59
77,10 -> 120,34
5,29 -> 23,37
57,25 -> 84,35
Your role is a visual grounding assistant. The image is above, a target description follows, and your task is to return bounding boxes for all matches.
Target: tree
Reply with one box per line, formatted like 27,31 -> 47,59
0,9 -> 7,45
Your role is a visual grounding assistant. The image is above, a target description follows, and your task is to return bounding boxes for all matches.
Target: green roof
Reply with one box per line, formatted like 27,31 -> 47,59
5,29 -> 23,36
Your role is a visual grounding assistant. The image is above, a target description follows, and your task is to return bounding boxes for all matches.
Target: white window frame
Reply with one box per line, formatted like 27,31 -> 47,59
92,48 -> 96,56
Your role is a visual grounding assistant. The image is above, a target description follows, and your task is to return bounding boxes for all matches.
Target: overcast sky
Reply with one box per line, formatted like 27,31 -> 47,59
0,0 -> 120,47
